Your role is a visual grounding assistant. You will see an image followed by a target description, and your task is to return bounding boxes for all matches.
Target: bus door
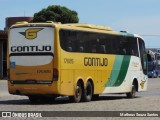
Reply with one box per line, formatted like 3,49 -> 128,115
138,38 -> 147,90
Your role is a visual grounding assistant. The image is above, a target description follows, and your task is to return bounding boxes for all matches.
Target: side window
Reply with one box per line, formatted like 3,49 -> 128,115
77,31 -> 93,53
98,39 -> 107,54
59,29 -> 77,52
111,36 -> 120,54
105,37 -> 112,54
119,37 -> 128,55
77,32 -> 101,54
88,33 -> 99,53
139,38 -> 147,75
59,30 -> 66,51
99,34 -> 112,54
128,37 -> 139,57
60,29 -> 141,57
111,36 -> 128,55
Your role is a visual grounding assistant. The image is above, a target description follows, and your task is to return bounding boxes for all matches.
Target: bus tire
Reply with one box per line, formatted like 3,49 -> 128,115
152,72 -> 158,78
69,82 -> 82,103
126,84 -> 136,98
155,73 -> 158,78
83,81 -> 93,102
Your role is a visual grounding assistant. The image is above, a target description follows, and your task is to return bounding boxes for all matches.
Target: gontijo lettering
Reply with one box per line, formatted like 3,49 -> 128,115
84,57 -> 108,66
11,45 -> 51,52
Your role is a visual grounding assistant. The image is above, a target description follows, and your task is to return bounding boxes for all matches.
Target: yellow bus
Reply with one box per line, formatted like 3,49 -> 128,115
7,21 -> 148,103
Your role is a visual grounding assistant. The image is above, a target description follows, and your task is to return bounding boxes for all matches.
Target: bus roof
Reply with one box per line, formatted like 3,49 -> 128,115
64,23 -> 112,31
10,21 -> 142,38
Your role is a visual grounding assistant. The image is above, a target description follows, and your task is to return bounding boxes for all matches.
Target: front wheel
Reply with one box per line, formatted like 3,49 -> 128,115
126,84 -> 136,98
153,73 -> 158,78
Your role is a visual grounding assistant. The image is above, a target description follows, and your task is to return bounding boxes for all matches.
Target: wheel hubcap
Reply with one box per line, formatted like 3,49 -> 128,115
76,86 -> 81,98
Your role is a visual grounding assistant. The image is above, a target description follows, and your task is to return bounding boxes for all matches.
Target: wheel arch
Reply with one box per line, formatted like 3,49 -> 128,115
132,78 -> 138,92
76,78 -> 85,93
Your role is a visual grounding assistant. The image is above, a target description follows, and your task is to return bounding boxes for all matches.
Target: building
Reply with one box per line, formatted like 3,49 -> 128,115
0,30 -> 7,78
0,17 -> 33,79
5,17 -> 33,30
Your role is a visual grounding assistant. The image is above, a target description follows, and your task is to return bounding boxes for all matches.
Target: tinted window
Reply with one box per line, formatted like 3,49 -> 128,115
128,37 -> 139,57
138,38 -> 147,75
59,29 -> 139,57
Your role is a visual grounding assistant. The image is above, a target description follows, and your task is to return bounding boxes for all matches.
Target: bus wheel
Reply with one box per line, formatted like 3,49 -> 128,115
153,73 -> 157,78
83,81 -> 93,102
126,84 -> 136,98
69,82 -> 82,103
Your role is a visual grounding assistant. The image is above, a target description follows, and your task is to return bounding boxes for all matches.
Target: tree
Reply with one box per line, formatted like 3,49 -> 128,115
32,5 -> 79,23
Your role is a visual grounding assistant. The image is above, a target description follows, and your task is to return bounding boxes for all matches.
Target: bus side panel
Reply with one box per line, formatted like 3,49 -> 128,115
60,70 -> 74,96
60,50 -> 118,95
103,56 -> 147,94
102,55 -> 131,93
93,55 -> 115,94
94,70 -> 103,94
138,63 -> 148,91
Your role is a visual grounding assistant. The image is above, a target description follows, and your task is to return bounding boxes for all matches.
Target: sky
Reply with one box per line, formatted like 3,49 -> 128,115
0,0 -> 160,48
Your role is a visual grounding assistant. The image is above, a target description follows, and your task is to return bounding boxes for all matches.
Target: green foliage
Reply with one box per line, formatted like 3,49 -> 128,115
32,5 -> 79,23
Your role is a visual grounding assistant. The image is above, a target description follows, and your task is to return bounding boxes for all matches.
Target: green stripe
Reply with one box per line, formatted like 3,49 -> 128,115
113,56 -> 131,86
105,55 -> 131,87
105,56 -> 123,87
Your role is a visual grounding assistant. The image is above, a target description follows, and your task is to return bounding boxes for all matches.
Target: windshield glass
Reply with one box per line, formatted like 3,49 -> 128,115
148,63 -> 154,71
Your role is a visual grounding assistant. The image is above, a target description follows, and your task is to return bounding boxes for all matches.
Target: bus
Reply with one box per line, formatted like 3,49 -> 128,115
147,50 -> 160,78
7,21 -> 148,103
155,52 -> 160,78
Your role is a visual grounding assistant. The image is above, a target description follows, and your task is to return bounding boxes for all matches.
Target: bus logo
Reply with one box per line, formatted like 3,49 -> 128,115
19,28 -> 43,40
140,80 -> 146,89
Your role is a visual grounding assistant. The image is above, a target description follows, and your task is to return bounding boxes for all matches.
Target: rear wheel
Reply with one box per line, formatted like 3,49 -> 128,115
155,73 -> 158,78
69,82 -> 82,103
126,84 -> 136,98
83,81 -> 93,102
